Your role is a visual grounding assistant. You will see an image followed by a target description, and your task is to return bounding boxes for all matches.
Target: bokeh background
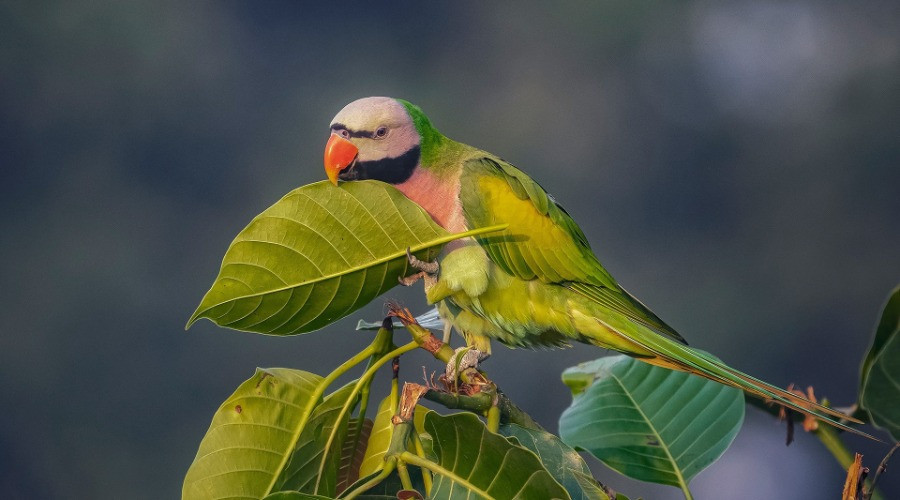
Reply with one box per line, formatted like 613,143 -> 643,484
2,2 -> 898,499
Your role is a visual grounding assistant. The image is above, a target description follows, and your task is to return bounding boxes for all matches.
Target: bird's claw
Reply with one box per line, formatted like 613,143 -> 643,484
399,248 -> 440,287
398,271 -> 429,286
406,248 -> 439,274
445,346 -> 490,382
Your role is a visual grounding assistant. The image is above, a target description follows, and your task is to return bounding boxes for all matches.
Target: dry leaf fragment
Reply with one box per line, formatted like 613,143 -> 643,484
842,453 -> 867,500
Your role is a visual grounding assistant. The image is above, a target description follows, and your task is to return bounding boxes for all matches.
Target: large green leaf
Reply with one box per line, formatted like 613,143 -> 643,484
558,354 -> 744,494
422,412 -> 570,499
183,368 -> 324,499
499,424 -> 612,500
187,180 -> 503,335
859,286 -> 900,440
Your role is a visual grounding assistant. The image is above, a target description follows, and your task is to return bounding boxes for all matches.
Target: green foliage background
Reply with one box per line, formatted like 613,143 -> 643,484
1,2 -> 898,498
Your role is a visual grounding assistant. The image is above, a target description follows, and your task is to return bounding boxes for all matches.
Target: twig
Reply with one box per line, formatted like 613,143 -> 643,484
749,394 -> 888,500
864,441 -> 900,500
818,424 -> 857,471
388,307 -> 545,432
398,452 -> 494,499
341,458 -> 397,500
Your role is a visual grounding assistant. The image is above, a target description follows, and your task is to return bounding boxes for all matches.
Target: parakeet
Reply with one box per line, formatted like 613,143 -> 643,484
323,96 -> 862,433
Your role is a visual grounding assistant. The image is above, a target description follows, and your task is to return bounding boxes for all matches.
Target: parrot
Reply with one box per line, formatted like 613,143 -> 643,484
322,96 -> 864,434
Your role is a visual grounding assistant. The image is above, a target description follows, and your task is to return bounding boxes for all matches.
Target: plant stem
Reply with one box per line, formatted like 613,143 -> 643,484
265,343 -> 376,496
411,429 -> 433,495
314,341 -> 419,491
390,357 -> 400,413
343,325 -> 393,480
486,405 -> 500,433
866,442 -> 900,500
817,425 -> 855,470
816,423 -> 885,500
340,457 -> 397,500
390,310 -> 546,432
399,451 -> 495,499
495,390 -> 546,431
396,459 -> 414,491
422,387 -> 491,411
747,394 -> 889,499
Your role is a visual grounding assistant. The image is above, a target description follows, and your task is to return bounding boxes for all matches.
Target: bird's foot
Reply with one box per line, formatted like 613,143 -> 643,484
398,271 -> 431,287
398,248 -> 440,287
406,247 -> 439,274
444,346 -> 490,384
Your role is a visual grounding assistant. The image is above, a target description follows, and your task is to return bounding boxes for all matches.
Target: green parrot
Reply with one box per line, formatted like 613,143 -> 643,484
323,96 -> 863,434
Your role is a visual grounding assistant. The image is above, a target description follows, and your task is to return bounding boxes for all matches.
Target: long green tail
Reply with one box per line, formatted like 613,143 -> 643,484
606,322 -> 873,439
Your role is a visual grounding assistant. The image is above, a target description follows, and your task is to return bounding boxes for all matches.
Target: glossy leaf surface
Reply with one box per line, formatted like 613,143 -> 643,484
188,180 -> 502,335
183,368 -> 324,499
423,412 -> 570,499
500,424 -> 611,500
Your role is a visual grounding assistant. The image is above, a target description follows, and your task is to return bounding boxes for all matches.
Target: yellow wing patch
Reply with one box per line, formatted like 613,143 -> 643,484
474,174 -> 602,285
460,156 -> 686,344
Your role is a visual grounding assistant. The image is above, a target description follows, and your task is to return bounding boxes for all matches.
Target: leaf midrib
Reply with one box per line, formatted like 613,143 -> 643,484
187,224 -> 507,327
610,370 -> 692,499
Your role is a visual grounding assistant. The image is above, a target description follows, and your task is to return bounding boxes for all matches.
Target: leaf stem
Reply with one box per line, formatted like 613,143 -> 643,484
486,405 -> 500,433
264,343 -> 375,495
865,442 -> 899,500
343,323 -> 393,476
340,457 -> 397,500
314,341 -> 419,490
817,425 -> 887,500
390,358 -> 400,413
411,429 -> 433,495
396,459 -> 414,491
398,451 -> 495,499
816,424 -> 856,470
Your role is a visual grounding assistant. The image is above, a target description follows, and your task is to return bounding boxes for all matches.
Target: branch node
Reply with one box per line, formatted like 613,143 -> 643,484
398,382 -> 428,423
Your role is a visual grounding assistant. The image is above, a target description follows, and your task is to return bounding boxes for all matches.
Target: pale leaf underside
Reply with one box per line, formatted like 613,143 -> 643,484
559,355 -> 744,492
188,180 -> 504,335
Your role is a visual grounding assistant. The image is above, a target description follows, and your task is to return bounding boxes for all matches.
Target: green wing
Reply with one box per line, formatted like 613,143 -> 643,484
460,156 -> 687,345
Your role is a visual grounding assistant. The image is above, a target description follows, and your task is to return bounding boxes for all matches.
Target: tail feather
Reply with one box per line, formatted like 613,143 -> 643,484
597,318 -> 874,439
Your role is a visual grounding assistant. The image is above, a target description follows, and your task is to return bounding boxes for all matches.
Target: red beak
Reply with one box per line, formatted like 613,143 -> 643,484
324,133 -> 359,185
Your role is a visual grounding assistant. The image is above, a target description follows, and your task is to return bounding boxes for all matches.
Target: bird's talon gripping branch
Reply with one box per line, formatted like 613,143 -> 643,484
398,271 -> 428,287
399,249 -> 440,287
406,247 -> 440,274
444,346 -> 489,384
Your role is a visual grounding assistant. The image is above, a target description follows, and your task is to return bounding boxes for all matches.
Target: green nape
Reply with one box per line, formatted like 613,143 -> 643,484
398,98 -> 445,166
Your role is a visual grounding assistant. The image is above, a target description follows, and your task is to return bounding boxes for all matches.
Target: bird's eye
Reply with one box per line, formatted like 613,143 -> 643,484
337,128 -> 350,139
374,126 -> 388,139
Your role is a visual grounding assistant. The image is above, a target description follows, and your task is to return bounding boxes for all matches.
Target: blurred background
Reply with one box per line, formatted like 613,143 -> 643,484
2,2 -> 898,498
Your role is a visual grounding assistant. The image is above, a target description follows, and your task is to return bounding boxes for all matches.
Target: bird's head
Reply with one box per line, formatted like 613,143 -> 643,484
324,97 -> 440,186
